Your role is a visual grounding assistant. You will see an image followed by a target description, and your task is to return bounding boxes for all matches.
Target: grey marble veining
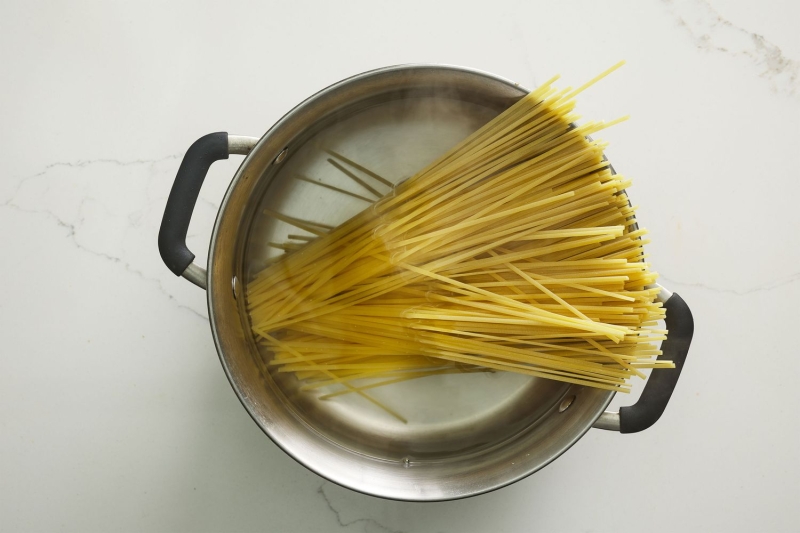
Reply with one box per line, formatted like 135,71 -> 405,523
664,0 -> 798,96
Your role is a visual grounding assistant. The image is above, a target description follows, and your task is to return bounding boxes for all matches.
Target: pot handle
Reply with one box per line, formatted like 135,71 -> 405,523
158,132 -> 258,289
593,286 -> 694,433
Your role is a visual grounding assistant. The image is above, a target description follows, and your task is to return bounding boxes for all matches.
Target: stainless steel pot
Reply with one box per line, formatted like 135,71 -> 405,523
158,65 -> 694,501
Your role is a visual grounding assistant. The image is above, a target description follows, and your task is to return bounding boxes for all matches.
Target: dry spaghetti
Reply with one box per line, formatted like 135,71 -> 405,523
246,62 -> 671,419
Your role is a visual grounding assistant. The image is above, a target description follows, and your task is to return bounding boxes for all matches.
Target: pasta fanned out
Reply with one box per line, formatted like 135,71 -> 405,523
246,63 -> 671,420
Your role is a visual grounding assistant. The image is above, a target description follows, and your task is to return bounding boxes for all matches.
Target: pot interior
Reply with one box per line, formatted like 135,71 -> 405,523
243,92 -> 576,461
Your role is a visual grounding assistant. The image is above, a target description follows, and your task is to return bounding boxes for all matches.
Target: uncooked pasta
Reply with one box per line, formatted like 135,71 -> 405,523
246,62 -> 671,421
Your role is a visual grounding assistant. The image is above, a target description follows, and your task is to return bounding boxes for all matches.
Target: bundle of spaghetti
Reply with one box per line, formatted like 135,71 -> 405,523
246,63 -> 672,410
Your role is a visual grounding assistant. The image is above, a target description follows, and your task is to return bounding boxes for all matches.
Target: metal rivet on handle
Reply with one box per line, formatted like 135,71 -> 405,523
559,395 -> 576,413
232,276 -> 239,301
274,148 -> 288,164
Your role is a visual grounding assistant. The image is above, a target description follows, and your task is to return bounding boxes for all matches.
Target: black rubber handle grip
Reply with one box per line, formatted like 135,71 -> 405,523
619,292 -> 694,433
158,132 -> 229,276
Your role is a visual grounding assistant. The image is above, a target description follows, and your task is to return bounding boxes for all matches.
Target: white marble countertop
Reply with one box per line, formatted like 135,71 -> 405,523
2,0 -> 799,531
